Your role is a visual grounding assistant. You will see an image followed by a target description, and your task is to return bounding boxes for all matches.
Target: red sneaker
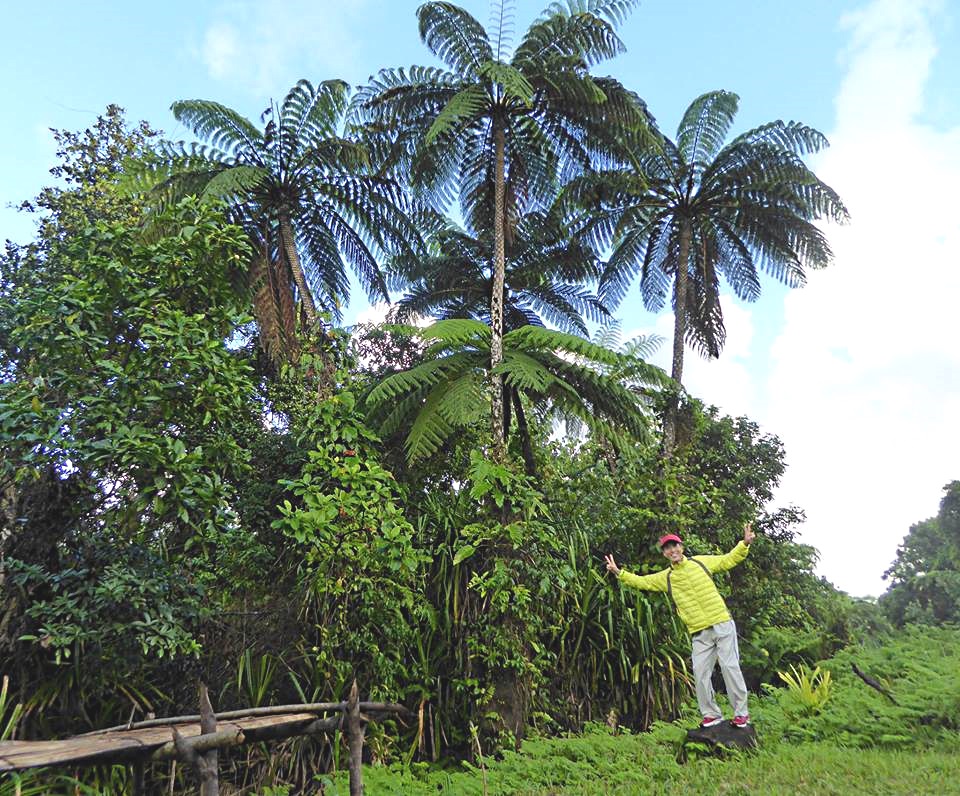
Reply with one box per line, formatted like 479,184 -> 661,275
731,715 -> 750,728
699,716 -> 723,728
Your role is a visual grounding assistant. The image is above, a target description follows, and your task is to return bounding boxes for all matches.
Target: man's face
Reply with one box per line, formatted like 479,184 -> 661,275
661,541 -> 684,563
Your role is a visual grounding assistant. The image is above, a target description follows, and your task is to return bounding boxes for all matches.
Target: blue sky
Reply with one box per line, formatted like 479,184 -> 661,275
2,1 -> 959,596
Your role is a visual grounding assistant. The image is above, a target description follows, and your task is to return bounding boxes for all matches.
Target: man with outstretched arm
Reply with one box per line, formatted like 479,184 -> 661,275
604,522 -> 756,729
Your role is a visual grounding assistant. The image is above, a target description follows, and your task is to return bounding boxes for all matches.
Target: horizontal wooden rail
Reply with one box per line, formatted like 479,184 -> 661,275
0,680 -> 401,796
84,699 -> 409,735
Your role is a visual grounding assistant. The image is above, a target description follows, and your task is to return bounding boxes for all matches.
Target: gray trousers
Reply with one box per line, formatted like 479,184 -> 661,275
691,619 -> 749,717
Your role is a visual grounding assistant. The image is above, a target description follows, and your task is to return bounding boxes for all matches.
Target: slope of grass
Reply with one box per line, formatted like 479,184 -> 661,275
324,625 -> 960,795
330,726 -> 959,795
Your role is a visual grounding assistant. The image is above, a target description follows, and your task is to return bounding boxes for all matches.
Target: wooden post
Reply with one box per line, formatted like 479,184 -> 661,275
171,684 -> 220,796
130,761 -> 144,795
197,683 -> 219,796
346,680 -> 365,796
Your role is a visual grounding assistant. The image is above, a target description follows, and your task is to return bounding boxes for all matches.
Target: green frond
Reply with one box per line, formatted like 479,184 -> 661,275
120,144 -> 232,200
404,369 -> 487,462
418,318 -> 491,348
352,66 -> 461,123
418,2 -> 493,76
621,334 -> 664,362
367,350 -> 482,405
426,84 -> 490,144
433,370 -> 487,426
488,0 -> 516,60
499,350 -> 556,392
404,383 -> 457,461
593,320 -> 623,349
479,60 -> 534,103
170,100 -> 264,157
539,0 -> 639,28
366,352 -> 487,463
677,90 -> 740,166
375,390 -> 429,439
280,79 -> 349,147
504,325 -> 625,370
515,1 -> 633,67
200,165 -> 268,203
729,119 -> 830,157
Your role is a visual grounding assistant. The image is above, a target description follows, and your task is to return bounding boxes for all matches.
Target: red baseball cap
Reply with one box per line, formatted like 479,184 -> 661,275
658,534 -> 683,548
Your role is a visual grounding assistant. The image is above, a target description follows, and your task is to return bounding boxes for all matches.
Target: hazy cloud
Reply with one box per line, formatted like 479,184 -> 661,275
197,0 -> 369,94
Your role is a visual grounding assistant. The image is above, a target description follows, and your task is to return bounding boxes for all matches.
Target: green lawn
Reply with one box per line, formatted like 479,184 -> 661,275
323,628 -> 960,795
330,725 -> 960,796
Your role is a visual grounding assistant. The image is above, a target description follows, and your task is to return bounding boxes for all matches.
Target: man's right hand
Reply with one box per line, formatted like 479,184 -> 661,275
604,554 -> 620,576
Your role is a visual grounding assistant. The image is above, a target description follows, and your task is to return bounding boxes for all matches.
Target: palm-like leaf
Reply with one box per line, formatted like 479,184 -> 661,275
366,319 -> 665,465
389,209 -> 607,335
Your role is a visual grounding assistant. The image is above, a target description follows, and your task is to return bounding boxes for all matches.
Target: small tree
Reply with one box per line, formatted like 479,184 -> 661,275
882,481 -> 960,625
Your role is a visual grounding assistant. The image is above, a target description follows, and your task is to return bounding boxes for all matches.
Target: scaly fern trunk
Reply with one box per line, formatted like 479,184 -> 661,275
250,240 -> 298,365
663,219 -> 691,455
278,212 -> 318,325
490,121 -> 507,463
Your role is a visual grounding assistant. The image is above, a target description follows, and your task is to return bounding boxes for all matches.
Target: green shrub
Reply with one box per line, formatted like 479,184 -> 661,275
776,664 -> 832,716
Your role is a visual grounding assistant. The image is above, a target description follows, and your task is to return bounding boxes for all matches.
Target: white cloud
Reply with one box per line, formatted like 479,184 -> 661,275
197,0 -> 369,94
353,301 -> 392,326
202,23 -> 240,80
763,0 -> 960,596
624,300 -> 758,420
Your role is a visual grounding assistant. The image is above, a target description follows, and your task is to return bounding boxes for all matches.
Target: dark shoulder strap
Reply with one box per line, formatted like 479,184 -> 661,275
691,557 -> 711,576
666,557 -> 713,602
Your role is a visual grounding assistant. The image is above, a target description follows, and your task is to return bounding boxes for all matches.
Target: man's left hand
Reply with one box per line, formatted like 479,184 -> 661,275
744,522 -> 755,546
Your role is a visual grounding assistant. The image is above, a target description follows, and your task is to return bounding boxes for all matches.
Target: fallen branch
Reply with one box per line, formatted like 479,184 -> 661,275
851,663 -> 898,704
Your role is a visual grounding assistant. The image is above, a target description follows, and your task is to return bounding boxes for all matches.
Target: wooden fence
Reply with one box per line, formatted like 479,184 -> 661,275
0,680 -> 407,795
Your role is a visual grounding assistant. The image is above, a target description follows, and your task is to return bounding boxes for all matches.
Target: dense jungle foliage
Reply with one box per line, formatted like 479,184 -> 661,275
0,2 -> 955,793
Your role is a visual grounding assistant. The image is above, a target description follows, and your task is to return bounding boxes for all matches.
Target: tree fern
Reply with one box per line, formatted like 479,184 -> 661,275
127,80 -> 422,364
567,89 -> 848,396
356,0 -> 646,462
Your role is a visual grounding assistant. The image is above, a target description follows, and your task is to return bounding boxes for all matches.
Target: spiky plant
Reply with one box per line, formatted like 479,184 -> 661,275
365,319 -> 667,474
388,209 -> 609,335
130,80 -> 421,361
355,0 -> 647,460
566,90 -> 849,449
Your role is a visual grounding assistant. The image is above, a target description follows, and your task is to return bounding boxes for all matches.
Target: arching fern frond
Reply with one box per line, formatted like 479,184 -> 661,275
170,100 -> 264,158
418,2 -> 493,76
677,90 -> 739,168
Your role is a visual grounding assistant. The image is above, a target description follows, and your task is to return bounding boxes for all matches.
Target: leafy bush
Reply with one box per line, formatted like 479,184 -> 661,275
274,375 -> 426,698
754,625 -> 960,748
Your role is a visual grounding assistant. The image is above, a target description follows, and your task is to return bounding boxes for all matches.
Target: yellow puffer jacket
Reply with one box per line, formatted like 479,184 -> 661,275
618,541 -> 749,635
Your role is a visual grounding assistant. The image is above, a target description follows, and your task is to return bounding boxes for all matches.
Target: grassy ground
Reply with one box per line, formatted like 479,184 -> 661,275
330,725 -> 960,795
322,626 -> 960,795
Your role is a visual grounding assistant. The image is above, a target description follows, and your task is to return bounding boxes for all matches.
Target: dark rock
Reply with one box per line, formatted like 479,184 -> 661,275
684,721 -> 758,755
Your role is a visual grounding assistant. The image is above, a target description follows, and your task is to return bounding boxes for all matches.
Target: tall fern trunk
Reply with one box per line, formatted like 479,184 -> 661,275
250,244 -> 298,365
490,122 -> 507,463
278,212 -> 318,324
512,391 -> 537,476
663,220 -> 691,454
